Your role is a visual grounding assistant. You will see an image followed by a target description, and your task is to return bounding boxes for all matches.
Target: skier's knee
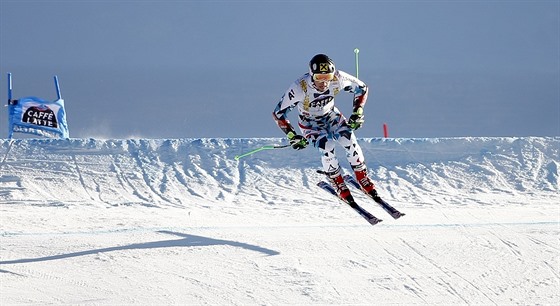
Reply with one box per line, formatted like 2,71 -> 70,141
338,129 -> 352,140
315,135 -> 328,150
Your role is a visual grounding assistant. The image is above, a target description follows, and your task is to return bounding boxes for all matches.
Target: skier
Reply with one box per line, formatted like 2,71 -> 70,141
272,54 -> 378,204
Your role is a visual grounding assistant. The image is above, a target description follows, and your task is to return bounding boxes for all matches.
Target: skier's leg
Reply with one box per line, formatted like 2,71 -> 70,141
299,116 -> 342,174
334,121 -> 378,196
300,118 -> 352,201
314,134 -> 341,174
312,134 -> 352,200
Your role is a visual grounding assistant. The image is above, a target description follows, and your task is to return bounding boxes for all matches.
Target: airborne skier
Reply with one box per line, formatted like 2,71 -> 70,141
272,54 -> 379,205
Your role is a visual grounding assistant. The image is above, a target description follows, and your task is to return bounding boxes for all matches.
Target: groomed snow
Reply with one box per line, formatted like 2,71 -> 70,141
1,137 -> 558,305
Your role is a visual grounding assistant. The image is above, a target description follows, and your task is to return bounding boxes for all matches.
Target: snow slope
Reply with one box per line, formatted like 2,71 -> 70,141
0,137 -> 558,305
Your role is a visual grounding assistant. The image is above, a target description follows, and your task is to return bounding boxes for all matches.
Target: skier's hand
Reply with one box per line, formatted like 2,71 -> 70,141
348,107 -> 364,130
287,132 -> 308,150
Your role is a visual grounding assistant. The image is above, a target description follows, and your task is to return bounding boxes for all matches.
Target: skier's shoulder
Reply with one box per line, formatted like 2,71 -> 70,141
335,70 -> 366,87
335,70 -> 355,81
280,73 -> 310,103
290,73 -> 313,94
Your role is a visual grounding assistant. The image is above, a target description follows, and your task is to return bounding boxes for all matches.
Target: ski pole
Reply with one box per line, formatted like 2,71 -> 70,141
234,144 -> 291,160
354,48 -> 360,78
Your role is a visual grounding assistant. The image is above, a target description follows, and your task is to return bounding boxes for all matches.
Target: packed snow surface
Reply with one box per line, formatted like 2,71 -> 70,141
1,137 -> 558,305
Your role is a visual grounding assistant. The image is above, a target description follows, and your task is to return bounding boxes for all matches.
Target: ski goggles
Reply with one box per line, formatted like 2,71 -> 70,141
312,73 -> 334,82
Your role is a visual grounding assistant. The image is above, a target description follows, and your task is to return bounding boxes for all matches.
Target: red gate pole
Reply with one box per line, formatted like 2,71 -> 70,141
383,123 -> 389,138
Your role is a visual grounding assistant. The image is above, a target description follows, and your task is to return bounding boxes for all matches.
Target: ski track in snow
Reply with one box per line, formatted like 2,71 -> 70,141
0,137 -> 559,305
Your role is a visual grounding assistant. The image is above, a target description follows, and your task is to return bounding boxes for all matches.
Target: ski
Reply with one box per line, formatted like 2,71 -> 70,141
317,181 -> 382,226
343,175 -> 405,219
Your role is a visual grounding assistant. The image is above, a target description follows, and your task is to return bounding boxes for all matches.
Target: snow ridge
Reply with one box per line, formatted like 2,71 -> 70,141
0,137 -> 557,208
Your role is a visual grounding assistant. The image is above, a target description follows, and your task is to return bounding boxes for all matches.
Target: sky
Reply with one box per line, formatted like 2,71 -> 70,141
0,0 -> 558,139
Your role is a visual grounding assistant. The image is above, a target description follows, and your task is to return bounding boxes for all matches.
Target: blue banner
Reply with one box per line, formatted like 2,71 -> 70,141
8,96 -> 69,139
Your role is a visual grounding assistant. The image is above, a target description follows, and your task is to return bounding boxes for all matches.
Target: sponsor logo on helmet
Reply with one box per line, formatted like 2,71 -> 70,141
319,63 -> 331,72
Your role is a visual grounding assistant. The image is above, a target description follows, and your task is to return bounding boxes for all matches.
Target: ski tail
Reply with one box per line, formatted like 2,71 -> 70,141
343,175 -> 405,219
317,181 -> 382,226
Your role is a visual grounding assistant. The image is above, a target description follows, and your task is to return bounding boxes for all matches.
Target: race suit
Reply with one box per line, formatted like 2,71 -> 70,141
272,70 -> 369,174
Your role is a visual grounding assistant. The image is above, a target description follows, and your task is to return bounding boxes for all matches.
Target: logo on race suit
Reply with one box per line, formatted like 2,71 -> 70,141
288,89 -> 295,100
22,105 -> 58,128
309,96 -> 334,108
303,95 -> 310,111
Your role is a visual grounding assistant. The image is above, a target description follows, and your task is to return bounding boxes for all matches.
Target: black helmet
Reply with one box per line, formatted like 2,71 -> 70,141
309,54 -> 335,76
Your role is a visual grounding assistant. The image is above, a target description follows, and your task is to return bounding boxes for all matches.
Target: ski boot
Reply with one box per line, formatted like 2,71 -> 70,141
328,169 -> 355,203
352,164 -> 380,200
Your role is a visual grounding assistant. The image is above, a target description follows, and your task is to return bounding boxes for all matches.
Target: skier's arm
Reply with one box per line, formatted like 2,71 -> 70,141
340,71 -> 368,130
352,84 -> 368,112
272,85 -> 299,136
272,85 -> 308,150
339,71 -> 368,112
349,85 -> 368,128
272,107 -> 297,137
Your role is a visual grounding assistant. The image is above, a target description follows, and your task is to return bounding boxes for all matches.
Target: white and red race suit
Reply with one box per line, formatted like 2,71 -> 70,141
272,70 -> 369,174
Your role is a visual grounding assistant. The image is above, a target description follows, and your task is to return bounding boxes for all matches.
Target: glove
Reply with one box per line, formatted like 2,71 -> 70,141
348,107 -> 365,130
287,132 -> 308,150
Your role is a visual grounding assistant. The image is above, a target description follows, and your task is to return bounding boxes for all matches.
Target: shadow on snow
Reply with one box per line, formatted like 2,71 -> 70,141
0,230 -> 279,266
